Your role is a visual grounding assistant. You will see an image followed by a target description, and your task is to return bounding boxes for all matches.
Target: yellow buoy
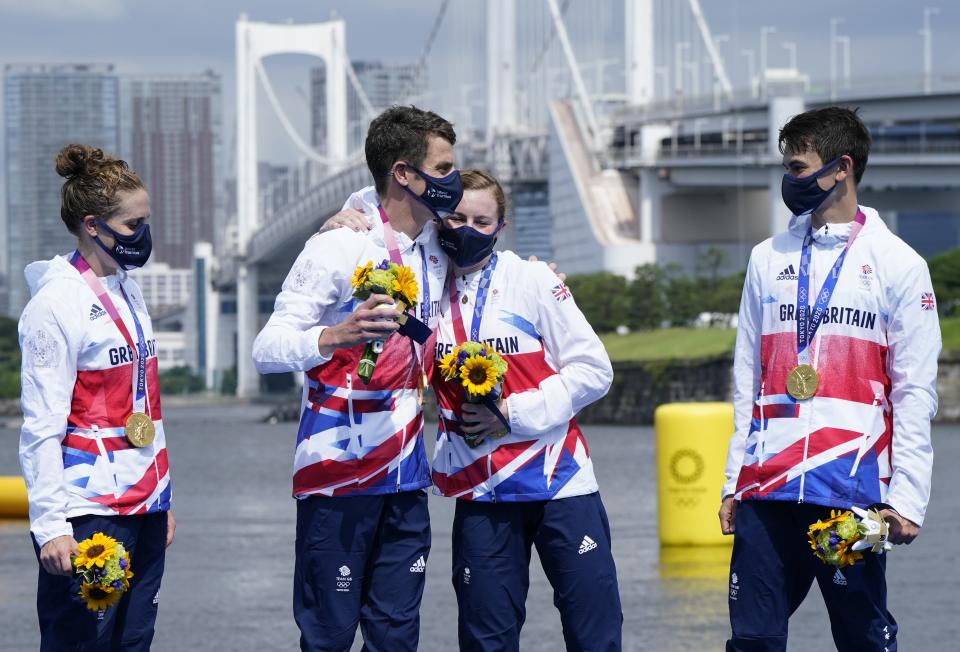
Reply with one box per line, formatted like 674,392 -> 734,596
655,402 -> 733,546
0,475 -> 29,518
659,544 -> 732,580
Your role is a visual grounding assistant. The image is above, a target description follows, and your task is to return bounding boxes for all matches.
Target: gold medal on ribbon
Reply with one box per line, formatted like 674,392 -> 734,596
125,412 -> 156,448
786,364 -> 819,401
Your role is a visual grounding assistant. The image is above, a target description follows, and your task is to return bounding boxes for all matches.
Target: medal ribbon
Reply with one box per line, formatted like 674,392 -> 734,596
447,253 -> 498,344
375,205 -> 431,370
445,253 -> 509,433
795,210 -> 866,365
71,251 -> 149,418
375,206 -> 431,319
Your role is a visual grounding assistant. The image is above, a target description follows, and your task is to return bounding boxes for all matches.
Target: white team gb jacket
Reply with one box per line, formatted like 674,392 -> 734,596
723,206 -> 940,526
19,255 -> 170,548
252,186 -> 449,497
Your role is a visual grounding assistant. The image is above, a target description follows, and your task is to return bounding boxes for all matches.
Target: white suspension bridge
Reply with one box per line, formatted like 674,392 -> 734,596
189,0 -> 960,396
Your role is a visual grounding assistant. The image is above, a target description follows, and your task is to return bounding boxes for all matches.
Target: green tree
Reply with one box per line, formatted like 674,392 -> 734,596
0,316 -> 21,399
929,247 -> 960,316
565,272 -> 629,333
664,265 -> 703,326
158,366 -> 205,395
701,271 -> 745,316
220,366 -> 237,396
625,264 -> 668,330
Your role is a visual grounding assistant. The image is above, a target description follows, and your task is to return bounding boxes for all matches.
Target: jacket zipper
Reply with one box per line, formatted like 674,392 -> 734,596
756,381 -> 766,468
849,394 -> 883,478
397,340 -> 423,493
345,373 -> 359,464
486,450 -> 496,502
90,425 -> 119,497
797,248 -> 828,504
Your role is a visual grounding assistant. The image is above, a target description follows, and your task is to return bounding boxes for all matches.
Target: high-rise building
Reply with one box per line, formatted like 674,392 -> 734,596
3,63 -> 119,316
120,72 -> 223,269
310,61 -> 425,155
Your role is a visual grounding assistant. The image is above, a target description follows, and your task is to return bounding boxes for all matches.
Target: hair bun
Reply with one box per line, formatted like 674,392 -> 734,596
55,144 -> 106,178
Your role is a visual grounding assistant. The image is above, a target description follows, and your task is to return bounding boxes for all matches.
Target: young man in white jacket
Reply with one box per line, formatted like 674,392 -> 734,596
252,106 -> 461,652
719,107 -> 940,651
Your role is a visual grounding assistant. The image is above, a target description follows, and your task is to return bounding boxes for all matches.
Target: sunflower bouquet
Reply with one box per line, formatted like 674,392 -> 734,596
71,532 -> 133,612
807,508 -> 891,568
438,341 -> 510,447
350,259 -> 419,384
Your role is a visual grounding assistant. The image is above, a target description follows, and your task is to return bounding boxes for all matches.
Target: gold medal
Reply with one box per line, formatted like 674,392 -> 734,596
786,364 -> 819,400
124,412 -> 156,448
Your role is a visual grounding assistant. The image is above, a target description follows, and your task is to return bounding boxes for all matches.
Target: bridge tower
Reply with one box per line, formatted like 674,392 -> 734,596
625,0 -> 655,107
234,16 -> 348,397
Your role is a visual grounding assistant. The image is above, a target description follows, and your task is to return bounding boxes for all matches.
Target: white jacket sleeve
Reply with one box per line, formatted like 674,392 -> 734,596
18,294 -> 82,547
722,250 -> 763,499
883,260 -> 940,526
252,234 -> 353,373
506,263 -> 613,436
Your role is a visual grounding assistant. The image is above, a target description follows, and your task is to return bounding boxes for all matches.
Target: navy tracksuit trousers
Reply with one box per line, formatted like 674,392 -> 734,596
293,491 -> 431,652
452,492 -> 623,652
34,511 -> 168,652
727,500 -> 897,652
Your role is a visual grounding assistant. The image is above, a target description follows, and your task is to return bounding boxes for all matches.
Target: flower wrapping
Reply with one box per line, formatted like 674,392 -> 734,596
350,259 -> 419,384
438,341 -> 510,448
71,532 -> 133,612
807,508 -> 890,568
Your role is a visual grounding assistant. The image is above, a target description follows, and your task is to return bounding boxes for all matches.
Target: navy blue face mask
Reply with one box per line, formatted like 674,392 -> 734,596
781,156 -> 844,217
400,163 -> 464,219
438,222 -> 502,268
92,217 -> 153,270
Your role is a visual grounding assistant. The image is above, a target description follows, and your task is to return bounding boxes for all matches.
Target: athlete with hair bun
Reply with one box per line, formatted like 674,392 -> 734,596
19,143 -> 174,650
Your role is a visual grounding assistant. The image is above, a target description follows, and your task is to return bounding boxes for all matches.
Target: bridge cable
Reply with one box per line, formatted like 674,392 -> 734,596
529,0 -> 572,74
544,0 -> 602,151
687,0 -> 733,99
406,0 -> 451,102
331,28 -> 378,120
254,59 -> 364,166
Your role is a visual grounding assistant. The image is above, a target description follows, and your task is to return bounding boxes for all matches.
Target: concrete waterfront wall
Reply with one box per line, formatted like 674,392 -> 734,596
578,354 -> 960,425
577,356 -> 734,425
1,354 -> 958,423
937,353 -> 960,422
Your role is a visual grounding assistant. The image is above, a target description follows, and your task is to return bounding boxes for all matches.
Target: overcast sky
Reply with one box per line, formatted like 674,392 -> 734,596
2,0 -> 958,264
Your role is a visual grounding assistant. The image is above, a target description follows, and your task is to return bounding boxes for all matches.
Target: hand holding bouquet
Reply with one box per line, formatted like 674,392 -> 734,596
807,507 -> 891,568
71,532 -> 133,612
438,341 -> 510,447
350,259 -> 420,384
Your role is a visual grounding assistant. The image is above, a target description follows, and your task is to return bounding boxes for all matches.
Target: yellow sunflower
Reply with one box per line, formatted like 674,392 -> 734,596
74,532 -> 117,570
121,552 -> 134,589
392,265 -> 419,306
460,355 -> 497,397
350,261 -> 373,290
835,540 -> 864,568
438,352 -> 459,381
79,582 -> 122,611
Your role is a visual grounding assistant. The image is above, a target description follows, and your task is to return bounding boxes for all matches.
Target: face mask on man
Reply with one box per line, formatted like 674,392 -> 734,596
399,163 -> 464,219
781,156 -> 844,217
92,217 -> 153,270
438,222 -> 502,268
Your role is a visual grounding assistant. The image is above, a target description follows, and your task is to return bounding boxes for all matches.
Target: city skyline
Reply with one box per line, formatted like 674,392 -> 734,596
120,72 -> 223,269
2,1 -> 958,168
2,65 -> 223,317
3,63 -> 119,315
0,1 -> 955,395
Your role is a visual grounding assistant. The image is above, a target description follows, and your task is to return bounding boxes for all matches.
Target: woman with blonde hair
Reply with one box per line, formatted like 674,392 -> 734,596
19,144 -> 174,650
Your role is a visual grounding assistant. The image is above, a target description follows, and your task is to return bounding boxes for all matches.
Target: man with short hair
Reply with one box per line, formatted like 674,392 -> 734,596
253,105 -> 461,651
719,106 -> 940,651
